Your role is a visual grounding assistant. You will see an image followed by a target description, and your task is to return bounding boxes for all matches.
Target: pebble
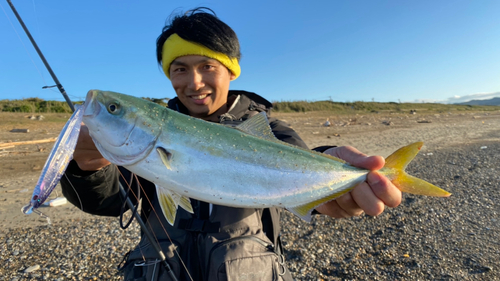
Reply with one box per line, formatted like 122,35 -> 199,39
24,264 -> 40,273
1,218 -> 138,280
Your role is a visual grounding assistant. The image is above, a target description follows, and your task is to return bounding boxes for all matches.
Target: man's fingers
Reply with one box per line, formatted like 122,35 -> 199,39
335,192 -> 364,217
315,192 -> 364,218
351,181 -> 385,216
74,156 -> 110,171
318,146 -> 402,219
324,146 -> 384,170
367,171 -> 402,208
73,123 -> 109,171
75,124 -> 96,148
73,149 -> 104,161
315,200 -> 352,219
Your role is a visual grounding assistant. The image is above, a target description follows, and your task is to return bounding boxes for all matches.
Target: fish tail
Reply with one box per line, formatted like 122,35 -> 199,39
383,142 -> 451,197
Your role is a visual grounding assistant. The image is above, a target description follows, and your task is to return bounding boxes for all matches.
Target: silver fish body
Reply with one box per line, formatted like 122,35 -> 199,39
82,90 -> 450,223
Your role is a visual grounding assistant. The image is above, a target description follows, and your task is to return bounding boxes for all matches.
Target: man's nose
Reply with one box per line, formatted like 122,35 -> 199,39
188,70 -> 205,90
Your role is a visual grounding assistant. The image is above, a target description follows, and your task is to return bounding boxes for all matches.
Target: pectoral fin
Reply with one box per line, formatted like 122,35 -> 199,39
156,147 -> 172,170
155,184 -> 194,225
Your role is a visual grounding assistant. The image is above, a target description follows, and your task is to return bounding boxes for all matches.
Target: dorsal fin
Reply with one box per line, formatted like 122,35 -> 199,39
235,112 -> 277,141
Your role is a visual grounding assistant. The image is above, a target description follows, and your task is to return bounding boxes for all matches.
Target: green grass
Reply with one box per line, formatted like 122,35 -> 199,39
0,98 -> 73,113
0,97 -> 167,113
271,100 -> 500,113
1,98 -> 499,114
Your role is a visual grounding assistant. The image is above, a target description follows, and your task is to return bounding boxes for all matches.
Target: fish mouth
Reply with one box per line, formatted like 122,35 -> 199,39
83,90 -> 101,118
84,90 -> 138,148
93,138 -> 157,166
82,90 -> 159,166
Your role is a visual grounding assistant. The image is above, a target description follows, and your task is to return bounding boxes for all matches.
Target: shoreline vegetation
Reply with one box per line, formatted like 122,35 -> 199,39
1,97 -> 499,114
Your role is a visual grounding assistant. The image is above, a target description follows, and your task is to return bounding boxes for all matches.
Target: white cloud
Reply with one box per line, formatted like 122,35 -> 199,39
410,98 -> 446,103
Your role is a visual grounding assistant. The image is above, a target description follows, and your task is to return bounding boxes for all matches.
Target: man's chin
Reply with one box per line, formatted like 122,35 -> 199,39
186,107 -> 212,119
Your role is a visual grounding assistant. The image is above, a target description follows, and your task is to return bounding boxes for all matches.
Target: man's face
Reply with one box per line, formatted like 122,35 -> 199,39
169,55 -> 236,120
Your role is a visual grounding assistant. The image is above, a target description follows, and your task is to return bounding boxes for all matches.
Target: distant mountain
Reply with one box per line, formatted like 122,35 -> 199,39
456,97 -> 500,106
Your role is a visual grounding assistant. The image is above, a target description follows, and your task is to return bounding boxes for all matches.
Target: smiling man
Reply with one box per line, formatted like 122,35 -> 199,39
61,7 -> 401,281
168,54 -> 235,120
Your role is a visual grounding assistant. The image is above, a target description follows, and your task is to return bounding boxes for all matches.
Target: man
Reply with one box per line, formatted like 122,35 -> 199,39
61,8 -> 401,281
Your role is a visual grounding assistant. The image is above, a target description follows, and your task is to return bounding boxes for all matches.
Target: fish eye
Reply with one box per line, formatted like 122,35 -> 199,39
107,102 -> 120,114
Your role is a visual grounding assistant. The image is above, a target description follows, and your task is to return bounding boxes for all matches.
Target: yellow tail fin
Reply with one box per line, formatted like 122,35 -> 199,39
384,142 -> 451,197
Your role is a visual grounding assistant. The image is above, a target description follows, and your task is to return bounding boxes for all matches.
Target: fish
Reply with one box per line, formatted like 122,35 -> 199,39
82,90 -> 451,225
22,104 -> 84,220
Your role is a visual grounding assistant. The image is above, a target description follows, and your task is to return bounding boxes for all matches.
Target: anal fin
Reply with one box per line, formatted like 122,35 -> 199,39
155,184 -> 194,225
288,187 -> 352,222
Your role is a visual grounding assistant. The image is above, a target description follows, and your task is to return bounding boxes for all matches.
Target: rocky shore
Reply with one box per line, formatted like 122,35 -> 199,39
282,141 -> 499,280
1,142 -> 498,280
1,111 -> 499,280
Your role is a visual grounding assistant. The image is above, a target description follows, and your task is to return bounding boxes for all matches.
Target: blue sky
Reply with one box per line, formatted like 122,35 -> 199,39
1,0 -> 499,104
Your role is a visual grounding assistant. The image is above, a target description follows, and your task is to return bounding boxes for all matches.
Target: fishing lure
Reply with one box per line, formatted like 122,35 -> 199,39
22,104 -> 84,221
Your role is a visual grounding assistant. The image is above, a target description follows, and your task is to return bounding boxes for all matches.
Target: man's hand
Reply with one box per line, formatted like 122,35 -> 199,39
73,124 -> 110,171
316,146 -> 402,218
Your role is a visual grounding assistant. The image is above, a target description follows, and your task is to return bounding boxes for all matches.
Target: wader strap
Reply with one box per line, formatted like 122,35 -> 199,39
199,201 -> 210,220
261,208 -> 281,252
177,200 -> 221,233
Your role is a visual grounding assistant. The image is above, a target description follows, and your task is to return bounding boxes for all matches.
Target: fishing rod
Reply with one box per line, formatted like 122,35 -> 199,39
6,1 -> 178,279
6,0 -> 73,111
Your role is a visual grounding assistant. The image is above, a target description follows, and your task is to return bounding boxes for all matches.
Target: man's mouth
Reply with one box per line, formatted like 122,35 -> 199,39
191,94 -> 209,100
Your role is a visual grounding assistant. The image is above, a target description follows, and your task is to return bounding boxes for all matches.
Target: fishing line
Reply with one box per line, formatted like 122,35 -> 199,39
115,171 -> 150,261
115,168 -> 194,281
31,0 -> 42,43
63,173 -> 84,212
32,208 -> 51,224
0,1 -> 49,86
119,171 -> 141,230
116,170 -> 193,281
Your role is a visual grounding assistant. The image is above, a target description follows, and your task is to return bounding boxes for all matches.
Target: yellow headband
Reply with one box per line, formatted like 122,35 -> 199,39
161,33 -> 241,80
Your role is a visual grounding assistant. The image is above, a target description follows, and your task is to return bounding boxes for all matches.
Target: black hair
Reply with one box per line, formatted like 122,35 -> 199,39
156,7 -> 241,67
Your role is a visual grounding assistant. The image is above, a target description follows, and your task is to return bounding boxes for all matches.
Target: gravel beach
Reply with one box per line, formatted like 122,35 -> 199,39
1,111 -> 499,280
282,141 -> 500,280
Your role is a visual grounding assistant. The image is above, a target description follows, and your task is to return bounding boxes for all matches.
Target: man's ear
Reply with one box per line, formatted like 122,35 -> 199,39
229,69 -> 237,81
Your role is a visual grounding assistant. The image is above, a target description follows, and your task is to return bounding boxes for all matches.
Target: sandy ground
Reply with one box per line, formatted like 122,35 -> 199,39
0,110 -> 499,230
